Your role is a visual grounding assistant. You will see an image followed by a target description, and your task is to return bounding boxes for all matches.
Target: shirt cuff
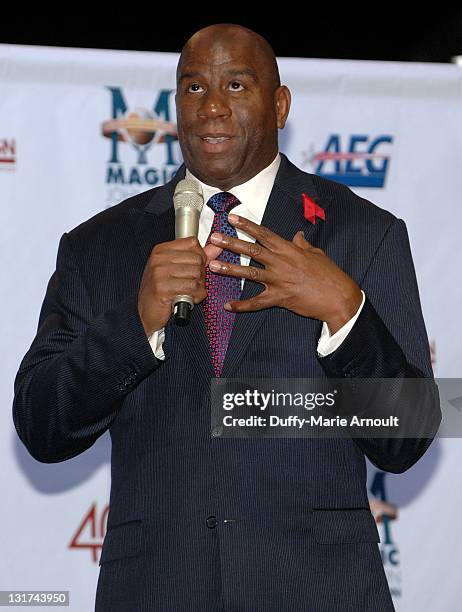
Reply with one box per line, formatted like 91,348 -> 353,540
148,328 -> 166,361
317,291 -> 366,357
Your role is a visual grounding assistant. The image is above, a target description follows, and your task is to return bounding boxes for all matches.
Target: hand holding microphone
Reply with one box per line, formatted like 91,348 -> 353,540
137,179 -> 222,335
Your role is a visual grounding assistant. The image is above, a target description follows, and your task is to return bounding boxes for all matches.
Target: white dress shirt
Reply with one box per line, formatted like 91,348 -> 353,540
148,153 -> 365,360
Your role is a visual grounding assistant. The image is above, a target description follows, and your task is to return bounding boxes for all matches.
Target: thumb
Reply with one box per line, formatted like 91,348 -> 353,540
292,230 -> 310,248
204,243 -> 223,265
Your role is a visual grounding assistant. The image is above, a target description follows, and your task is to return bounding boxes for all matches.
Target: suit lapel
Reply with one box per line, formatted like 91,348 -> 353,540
221,154 -> 332,377
127,168 -> 180,277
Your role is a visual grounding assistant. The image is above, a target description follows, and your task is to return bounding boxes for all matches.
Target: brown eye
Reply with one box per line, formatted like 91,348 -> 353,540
188,83 -> 203,93
229,81 -> 244,91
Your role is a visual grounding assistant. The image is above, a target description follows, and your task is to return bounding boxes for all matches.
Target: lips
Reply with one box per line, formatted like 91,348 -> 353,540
197,134 -> 234,153
203,136 -> 228,144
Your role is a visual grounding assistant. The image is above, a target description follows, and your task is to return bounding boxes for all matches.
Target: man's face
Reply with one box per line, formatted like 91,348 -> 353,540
175,34 -> 289,190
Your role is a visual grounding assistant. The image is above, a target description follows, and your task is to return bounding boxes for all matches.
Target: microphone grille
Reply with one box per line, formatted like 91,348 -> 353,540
173,179 -> 204,211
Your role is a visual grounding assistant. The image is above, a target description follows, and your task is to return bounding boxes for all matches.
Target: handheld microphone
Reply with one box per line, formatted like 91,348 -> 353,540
172,178 -> 204,326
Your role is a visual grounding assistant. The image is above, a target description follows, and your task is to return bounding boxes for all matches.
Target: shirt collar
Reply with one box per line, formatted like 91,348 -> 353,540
185,153 -> 281,219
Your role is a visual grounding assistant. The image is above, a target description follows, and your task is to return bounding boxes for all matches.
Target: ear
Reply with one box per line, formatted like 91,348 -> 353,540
275,85 -> 291,129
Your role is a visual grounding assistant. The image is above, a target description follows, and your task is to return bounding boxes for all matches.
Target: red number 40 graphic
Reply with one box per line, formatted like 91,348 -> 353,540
69,503 -> 109,563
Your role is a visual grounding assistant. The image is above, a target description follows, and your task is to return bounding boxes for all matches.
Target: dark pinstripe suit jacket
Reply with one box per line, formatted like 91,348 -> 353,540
13,153 -> 440,611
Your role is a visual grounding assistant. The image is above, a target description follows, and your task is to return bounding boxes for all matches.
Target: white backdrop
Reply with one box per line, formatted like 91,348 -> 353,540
1,44 -> 461,611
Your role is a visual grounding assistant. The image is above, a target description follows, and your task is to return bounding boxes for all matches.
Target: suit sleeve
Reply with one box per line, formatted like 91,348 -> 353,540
318,217 -> 441,473
13,232 -> 162,463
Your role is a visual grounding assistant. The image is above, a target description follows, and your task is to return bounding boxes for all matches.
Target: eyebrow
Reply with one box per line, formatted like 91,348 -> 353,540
224,68 -> 258,82
178,68 -> 259,83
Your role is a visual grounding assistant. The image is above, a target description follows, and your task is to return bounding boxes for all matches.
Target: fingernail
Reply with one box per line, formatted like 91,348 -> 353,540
228,214 -> 238,223
209,261 -> 221,271
224,302 -> 232,310
210,233 -> 222,243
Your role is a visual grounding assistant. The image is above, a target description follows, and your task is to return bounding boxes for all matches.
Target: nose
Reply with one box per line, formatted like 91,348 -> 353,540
197,88 -> 231,120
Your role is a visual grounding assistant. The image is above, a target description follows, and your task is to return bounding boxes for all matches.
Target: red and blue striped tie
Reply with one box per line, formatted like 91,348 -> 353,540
204,192 -> 242,377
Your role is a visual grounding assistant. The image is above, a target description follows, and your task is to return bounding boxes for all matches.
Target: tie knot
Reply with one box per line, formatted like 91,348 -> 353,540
206,192 -> 240,214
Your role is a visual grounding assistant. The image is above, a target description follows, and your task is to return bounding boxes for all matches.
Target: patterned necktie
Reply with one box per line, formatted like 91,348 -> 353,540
203,192 -> 242,377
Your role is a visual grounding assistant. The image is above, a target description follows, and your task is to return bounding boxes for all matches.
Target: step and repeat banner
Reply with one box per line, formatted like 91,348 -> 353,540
1,44 -> 461,610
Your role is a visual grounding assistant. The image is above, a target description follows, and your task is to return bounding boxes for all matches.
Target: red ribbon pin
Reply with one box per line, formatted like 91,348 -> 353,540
302,193 -> 325,224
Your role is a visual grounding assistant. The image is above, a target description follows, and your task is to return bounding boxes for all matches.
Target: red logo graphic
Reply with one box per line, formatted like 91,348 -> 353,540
0,138 -> 16,170
69,503 -> 109,563
302,193 -> 325,224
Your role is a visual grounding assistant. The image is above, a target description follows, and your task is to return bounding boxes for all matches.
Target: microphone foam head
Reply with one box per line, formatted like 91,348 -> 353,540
173,179 -> 204,211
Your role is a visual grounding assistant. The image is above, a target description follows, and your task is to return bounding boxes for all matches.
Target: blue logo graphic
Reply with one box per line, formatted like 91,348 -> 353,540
370,471 -> 401,599
102,87 -> 180,187
312,134 -> 393,188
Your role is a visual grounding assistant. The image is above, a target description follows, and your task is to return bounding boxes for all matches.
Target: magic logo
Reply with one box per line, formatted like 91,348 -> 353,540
370,471 -> 401,599
102,87 -> 180,188
310,134 -> 393,188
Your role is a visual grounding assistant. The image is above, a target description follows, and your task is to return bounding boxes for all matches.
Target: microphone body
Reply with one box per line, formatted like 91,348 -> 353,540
172,179 -> 204,326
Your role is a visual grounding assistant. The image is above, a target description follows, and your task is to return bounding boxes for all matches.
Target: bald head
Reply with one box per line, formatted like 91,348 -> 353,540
174,23 -> 290,190
177,24 -> 281,91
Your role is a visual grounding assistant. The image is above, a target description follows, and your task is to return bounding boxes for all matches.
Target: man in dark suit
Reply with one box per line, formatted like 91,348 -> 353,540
13,24 -> 440,611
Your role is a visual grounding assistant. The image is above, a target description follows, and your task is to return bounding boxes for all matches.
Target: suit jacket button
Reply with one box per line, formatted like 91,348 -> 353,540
206,516 -> 218,529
